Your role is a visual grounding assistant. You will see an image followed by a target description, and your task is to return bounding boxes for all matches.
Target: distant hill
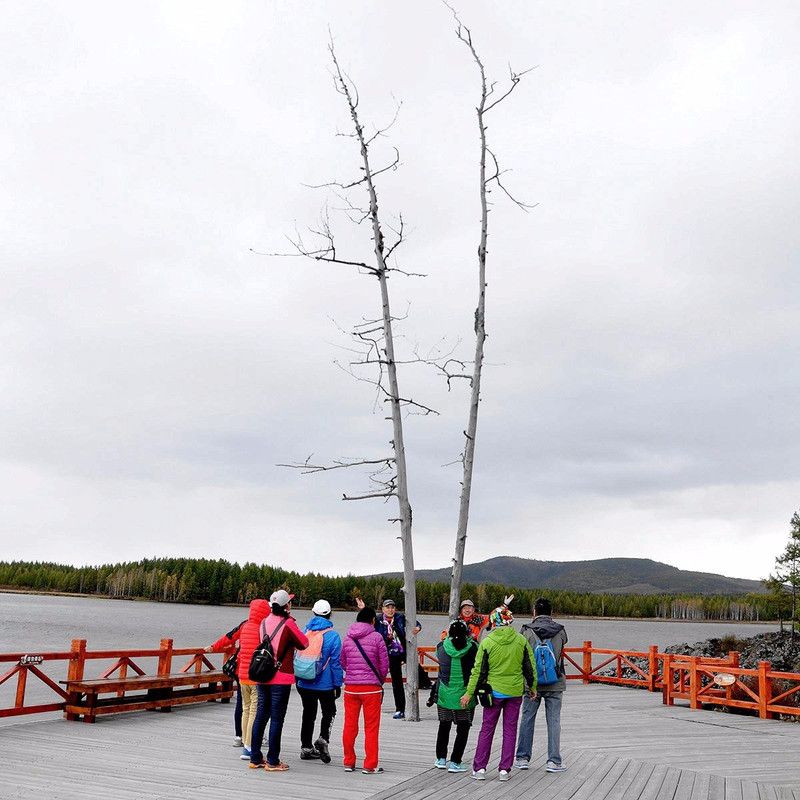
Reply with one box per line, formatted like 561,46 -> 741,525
376,556 -> 765,595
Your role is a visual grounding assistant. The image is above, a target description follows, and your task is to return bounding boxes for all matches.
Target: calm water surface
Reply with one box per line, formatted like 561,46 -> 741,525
0,592 -> 780,652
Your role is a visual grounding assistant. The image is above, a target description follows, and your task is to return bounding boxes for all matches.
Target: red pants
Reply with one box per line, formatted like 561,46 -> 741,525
342,684 -> 383,770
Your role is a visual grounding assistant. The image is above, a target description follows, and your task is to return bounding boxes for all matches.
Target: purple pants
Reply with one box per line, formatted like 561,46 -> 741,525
472,695 -> 523,772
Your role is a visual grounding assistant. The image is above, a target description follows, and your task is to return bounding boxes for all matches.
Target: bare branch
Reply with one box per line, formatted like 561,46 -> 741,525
484,64 -> 537,114
343,490 -> 397,501
277,456 -> 395,474
485,148 -> 538,212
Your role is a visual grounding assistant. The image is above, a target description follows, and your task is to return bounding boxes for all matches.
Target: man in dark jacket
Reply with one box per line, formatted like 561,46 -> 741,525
358,597 -> 421,719
515,597 -> 568,773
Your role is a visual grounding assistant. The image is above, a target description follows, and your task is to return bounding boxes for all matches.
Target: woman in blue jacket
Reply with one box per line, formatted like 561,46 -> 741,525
296,599 -> 343,764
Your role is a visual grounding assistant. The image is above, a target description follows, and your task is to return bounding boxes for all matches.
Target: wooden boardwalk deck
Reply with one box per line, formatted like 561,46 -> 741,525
1,683 -> 799,800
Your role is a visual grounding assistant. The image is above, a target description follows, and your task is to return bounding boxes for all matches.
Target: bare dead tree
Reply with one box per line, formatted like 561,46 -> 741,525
272,41 -> 424,720
445,6 -> 536,619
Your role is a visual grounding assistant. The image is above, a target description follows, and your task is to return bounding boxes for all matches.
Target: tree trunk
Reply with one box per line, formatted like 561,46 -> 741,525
332,50 -> 419,720
448,34 -> 490,621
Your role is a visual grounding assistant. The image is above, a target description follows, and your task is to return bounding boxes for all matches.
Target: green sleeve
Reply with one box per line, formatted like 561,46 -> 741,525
465,640 -> 486,697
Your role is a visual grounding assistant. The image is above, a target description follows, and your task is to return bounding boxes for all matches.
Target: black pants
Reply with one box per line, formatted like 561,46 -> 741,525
234,682 -> 242,737
297,686 -> 337,748
436,720 -> 471,764
389,654 -> 406,713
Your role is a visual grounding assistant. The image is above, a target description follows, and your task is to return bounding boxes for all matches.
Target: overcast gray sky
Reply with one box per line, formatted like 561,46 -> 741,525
2,1 -> 798,581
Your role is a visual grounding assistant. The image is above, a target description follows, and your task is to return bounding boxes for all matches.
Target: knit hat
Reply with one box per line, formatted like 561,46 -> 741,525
490,606 -> 514,627
448,619 -> 469,649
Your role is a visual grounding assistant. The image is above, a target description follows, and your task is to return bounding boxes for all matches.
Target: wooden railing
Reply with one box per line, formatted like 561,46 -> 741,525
0,638 -> 229,718
4,639 -> 798,722
663,653 -> 800,719
419,640 -> 799,721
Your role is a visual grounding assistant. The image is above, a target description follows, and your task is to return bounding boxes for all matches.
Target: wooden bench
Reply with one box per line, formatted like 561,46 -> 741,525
62,670 -> 233,723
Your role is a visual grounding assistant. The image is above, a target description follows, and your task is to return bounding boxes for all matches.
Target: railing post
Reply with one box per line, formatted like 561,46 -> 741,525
64,639 -> 87,721
689,658 -> 699,710
648,645 -> 658,692
158,638 -> 174,676
15,666 -> 27,710
582,641 -> 592,684
758,660 -> 773,720
662,654 -> 673,705
729,651 -> 740,668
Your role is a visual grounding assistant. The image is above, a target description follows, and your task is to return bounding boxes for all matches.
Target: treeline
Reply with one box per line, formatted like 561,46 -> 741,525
0,558 -> 778,621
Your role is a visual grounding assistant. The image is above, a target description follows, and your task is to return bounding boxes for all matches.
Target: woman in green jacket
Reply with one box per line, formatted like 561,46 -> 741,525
433,620 -> 478,773
460,605 -> 536,781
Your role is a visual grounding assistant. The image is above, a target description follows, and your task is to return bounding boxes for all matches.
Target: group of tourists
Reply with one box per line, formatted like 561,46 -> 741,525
207,591 -> 567,780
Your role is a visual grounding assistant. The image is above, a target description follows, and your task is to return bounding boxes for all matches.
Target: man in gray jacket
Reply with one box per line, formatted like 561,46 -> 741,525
514,598 -> 568,772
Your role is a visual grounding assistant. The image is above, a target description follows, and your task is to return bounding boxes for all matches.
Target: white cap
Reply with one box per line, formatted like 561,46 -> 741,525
312,599 -> 332,616
270,589 -> 294,607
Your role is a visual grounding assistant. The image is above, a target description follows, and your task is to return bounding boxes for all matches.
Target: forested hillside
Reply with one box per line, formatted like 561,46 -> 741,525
376,556 -> 764,595
0,558 -> 777,622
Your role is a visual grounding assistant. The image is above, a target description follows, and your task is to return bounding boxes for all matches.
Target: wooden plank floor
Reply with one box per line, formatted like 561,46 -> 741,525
1,684 -> 799,799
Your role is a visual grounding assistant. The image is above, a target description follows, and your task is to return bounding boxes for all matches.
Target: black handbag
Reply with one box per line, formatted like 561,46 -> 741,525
222,651 -> 238,679
476,681 -> 494,708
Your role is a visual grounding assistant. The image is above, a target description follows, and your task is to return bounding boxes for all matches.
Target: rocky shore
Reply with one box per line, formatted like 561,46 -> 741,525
664,631 -> 800,672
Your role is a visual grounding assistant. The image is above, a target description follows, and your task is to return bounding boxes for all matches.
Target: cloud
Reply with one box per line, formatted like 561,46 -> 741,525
1,1 -> 798,582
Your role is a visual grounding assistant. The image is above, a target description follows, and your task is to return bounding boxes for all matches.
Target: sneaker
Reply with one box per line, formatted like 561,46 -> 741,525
362,767 -> 384,774
514,758 -> 530,770
314,737 -> 331,764
233,736 -> 243,747
264,761 -> 290,772
240,747 -> 252,760
392,711 -> 405,719
471,769 -> 486,780
343,765 -> 355,772
434,758 -> 448,769
300,747 -> 321,760
248,760 -> 265,769
546,761 -> 567,773
499,770 -> 510,781
448,762 -> 468,773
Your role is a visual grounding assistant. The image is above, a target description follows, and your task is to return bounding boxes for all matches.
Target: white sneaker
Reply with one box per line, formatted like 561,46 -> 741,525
471,769 -> 486,780
546,761 -> 567,773
233,736 -> 243,747
499,770 -> 510,781
514,758 -> 529,769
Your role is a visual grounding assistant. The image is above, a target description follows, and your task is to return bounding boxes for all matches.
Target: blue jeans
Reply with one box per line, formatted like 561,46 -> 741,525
515,691 -> 562,765
250,684 -> 292,766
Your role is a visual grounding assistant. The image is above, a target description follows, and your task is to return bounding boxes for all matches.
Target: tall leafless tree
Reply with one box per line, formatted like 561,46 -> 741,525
445,7 -> 535,619
273,41 -> 424,720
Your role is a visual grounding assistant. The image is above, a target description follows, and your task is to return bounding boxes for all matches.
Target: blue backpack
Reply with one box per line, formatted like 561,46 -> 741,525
533,635 -> 559,685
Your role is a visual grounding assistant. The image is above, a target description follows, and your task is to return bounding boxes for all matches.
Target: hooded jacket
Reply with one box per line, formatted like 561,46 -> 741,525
465,624 -> 536,698
340,622 -> 389,686
521,615 -> 568,693
237,599 -> 270,684
435,637 -> 477,710
296,615 -> 343,692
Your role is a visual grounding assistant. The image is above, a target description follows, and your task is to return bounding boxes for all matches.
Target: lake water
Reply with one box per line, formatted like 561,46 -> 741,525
0,591 -> 780,653
0,592 -> 780,722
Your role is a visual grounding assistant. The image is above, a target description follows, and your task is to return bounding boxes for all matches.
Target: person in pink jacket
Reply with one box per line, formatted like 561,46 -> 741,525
249,590 -> 309,771
340,606 -> 389,774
